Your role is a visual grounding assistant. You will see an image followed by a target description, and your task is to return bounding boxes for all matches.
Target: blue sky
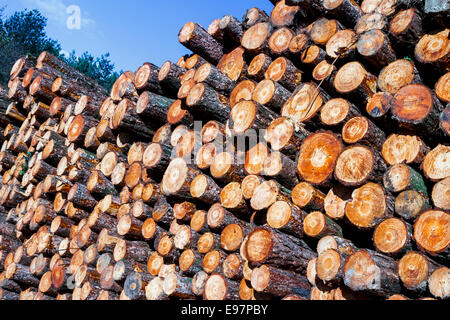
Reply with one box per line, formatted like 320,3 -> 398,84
1,0 -> 273,72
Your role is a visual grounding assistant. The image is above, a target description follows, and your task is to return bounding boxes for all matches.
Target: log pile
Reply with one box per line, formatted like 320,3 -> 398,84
0,0 -> 449,301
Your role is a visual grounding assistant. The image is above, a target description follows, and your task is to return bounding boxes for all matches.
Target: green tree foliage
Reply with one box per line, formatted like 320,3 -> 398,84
0,7 -> 118,90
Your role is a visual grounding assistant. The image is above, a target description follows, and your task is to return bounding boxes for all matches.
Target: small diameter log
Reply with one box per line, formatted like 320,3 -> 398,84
428,267 -> 450,300
391,84 -> 443,136
246,227 -> 316,273
179,22 -> 224,64
268,27 -> 294,56
335,145 -> 387,187
252,79 -> 291,111
422,145 -> 450,182
158,61 -> 185,94
289,31 -> 311,58
398,251 -> 441,293
390,9 -> 423,46
343,249 -> 401,297
415,30 -> 449,71
142,143 -> 172,176
133,63 -> 163,95
113,239 -> 152,264
383,164 -> 428,195
241,22 -> 272,56
211,152 -> 246,184
366,92 -> 392,121
228,100 -> 278,136
186,83 -> 230,123
432,177 -> 450,211
297,132 -> 343,187
378,59 -> 421,96
345,183 -> 393,229
230,80 -> 256,108
342,116 -> 386,149
310,18 -> 342,45
282,82 -> 328,125
414,210 -> 449,259
356,30 -> 396,69
322,0 -> 363,27
87,170 -> 118,198
373,218 -> 413,256
162,158 -> 201,200
263,151 -> 299,188
396,189 -> 430,224
167,100 -> 193,126
355,13 -> 388,35
220,182 -> 249,217
266,200 -> 306,238
219,15 -> 243,45
334,62 -> 376,103
203,273 -> 239,300
242,7 -> 269,29
382,134 -> 429,166
190,174 -> 221,205
320,98 -> 360,129
303,211 -> 343,239
265,117 -> 308,157
316,248 -> 348,285
248,54 -> 272,82
265,57 -> 302,92
135,91 -> 175,127
68,183 -> 97,211
326,29 -> 357,60
270,0 -> 301,28
251,265 -> 311,298
292,182 -> 325,211
244,143 -> 269,177
435,72 -> 450,104
250,180 -> 288,212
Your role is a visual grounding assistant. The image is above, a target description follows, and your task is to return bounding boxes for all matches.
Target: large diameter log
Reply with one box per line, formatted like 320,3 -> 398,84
135,91 -> 175,126
297,132 -> 343,187
334,145 -> 387,187
373,218 -> 413,256
334,62 -> 377,103
356,30 -> 396,69
245,227 -> 316,272
415,30 -> 449,71
398,251 -> 441,293
391,84 -> 443,136
241,22 -> 272,56
343,249 -> 401,297
414,210 -> 449,260
345,183 -> 393,229
179,22 -> 224,64
422,145 -> 450,182
381,134 -> 429,166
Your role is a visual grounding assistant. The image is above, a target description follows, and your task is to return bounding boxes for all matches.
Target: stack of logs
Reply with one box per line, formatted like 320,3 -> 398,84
0,0 -> 449,301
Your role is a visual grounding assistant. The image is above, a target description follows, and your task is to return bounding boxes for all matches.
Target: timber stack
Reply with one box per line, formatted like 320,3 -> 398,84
0,0 -> 449,301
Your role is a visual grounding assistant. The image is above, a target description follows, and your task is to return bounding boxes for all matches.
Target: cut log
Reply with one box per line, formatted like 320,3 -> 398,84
373,218 -> 413,256
303,211 -> 343,238
334,145 -> 387,187
251,264 -> 311,298
179,22 -> 224,64
422,145 -> 450,182
414,210 -> 449,259
297,132 -> 343,187
343,249 -> 401,297
265,57 -> 302,92
345,183 -> 393,229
